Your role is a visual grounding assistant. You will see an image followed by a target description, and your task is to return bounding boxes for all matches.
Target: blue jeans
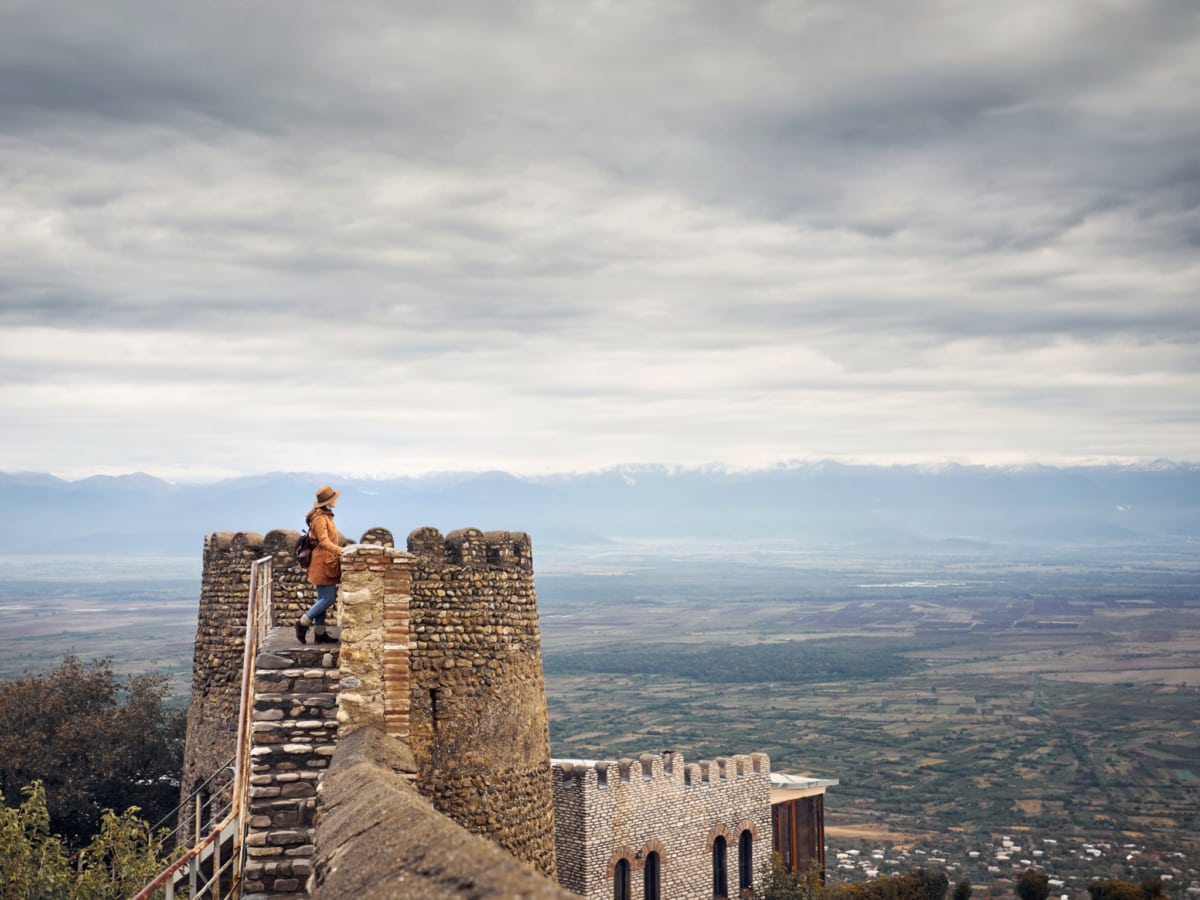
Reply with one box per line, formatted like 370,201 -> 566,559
306,584 -> 338,626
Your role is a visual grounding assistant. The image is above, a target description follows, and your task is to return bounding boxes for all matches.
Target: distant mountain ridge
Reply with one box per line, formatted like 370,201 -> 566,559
3,462 -> 1198,557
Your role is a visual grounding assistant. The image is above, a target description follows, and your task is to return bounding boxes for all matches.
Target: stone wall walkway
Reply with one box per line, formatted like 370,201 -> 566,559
243,628 -> 341,899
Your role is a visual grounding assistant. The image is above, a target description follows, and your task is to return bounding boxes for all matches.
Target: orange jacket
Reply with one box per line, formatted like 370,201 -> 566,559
305,508 -> 342,586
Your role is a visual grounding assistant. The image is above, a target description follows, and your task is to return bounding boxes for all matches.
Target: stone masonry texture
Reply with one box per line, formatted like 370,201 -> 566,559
243,635 -> 340,900
405,527 -> 558,879
182,523 -> 558,890
182,528 -> 324,835
311,726 -> 574,900
553,751 -> 773,900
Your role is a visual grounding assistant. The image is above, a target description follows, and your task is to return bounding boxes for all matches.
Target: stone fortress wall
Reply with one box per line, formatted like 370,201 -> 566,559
181,523 -> 791,898
180,524 -> 557,880
553,751 -> 773,900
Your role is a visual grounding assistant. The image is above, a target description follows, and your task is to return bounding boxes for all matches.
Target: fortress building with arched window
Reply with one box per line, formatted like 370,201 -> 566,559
552,750 -> 831,900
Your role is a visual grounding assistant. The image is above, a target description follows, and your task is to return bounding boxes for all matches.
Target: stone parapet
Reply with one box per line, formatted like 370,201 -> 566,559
555,751 -> 770,793
311,727 -> 573,899
408,526 -> 533,573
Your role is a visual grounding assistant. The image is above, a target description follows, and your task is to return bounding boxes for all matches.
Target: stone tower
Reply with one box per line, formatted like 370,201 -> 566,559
180,524 -> 557,879
405,526 -> 556,875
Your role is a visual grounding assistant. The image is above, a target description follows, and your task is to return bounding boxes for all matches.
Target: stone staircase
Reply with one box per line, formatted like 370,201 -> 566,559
242,629 -> 341,900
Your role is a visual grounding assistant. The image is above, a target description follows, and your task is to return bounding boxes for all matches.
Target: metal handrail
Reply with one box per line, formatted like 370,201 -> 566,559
133,555 -> 273,900
130,819 -> 234,900
252,556 -> 273,648
231,557 -> 272,882
145,755 -> 235,849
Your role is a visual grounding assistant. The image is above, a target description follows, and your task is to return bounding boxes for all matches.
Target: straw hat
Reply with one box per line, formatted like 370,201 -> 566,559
313,485 -> 340,509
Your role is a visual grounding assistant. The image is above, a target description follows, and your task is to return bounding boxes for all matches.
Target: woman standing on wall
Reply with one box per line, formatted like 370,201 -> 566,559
295,485 -> 342,644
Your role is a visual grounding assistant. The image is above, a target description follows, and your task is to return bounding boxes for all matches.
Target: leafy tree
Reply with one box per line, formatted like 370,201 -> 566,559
0,655 -> 186,847
1088,880 -> 1145,900
0,781 -> 171,900
1017,868 -> 1051,900
0,782 -> 72,900
910,868 -> 950,900
952,878 -> 972,900
71,805 -> 172,899
750,857 -> 825,900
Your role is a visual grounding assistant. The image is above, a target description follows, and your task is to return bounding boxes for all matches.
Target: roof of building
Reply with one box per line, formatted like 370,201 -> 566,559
770,772 -> 839,803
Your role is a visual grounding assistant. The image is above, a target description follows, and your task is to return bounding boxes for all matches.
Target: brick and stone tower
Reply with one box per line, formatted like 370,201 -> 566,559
180,523 -> 557,882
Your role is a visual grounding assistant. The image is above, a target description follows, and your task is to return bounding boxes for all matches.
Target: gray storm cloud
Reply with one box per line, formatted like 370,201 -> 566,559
0,0 -> 1197,478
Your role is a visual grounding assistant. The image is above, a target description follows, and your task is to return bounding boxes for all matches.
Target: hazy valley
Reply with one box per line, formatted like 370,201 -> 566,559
537,545 -> 1200,894
4,540 -> 1198,895
2,463 -> 1199,895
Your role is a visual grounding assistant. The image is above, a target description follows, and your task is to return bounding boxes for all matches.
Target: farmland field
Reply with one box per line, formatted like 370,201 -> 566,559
0,555 -> 198,692
537,546 -> 1200,894
3,545 -> 1199,894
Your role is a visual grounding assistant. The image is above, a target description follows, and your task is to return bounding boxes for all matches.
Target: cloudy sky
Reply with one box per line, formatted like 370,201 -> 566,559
2,0 -> 1197,480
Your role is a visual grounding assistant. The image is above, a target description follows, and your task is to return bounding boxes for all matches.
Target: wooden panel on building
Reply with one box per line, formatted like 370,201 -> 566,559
770,775 -> 836,880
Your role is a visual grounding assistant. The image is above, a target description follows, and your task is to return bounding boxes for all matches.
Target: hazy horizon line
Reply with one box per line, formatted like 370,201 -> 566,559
5,455 -> 1198,486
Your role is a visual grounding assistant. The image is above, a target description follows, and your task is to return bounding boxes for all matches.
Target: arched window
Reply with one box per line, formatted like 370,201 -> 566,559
644,851 -> 661,900
713,835 -> 729,898
614,857 -> 631,900
739,829 -> 754,892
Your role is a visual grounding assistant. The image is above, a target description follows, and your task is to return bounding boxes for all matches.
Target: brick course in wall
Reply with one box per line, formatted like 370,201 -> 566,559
333,543 -> 414,742
553,751 -> 773,900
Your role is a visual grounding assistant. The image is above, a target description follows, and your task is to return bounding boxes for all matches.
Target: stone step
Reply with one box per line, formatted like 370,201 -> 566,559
259,625 -> 341,668
243,627 -> 342,899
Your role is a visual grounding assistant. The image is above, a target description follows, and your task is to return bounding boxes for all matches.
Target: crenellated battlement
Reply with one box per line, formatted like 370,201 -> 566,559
553,751 -> 770,794
407,526 -> 533,573
202,525 -> 532,574
552,748 -> 773,898
204,527 -> 350,561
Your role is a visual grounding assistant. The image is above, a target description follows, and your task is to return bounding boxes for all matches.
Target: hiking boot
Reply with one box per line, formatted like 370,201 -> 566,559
314,631 -> 338,644
294,620 -> 308,644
